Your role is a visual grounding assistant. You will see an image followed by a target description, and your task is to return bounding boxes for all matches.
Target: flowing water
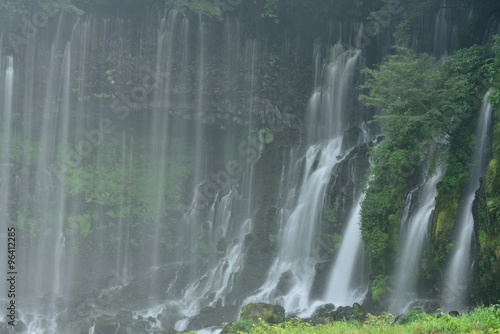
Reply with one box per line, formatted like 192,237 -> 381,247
0,56 -> 14,311
433,0 -> 453,62
0,11 -> 263,332
390,170 -> 443,314
243,138 -> 343,315
244,41 -> 366,315
445,91 -> 493,310
0,5 -> 468,332
324,195 -> 368,307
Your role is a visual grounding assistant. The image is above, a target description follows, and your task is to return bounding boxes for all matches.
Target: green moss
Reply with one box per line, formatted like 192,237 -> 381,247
240,303 -> 285,325
268,232 -> 281,243
370,275 -> 391,305
326,202 -> 339,224
259,128 -> 274,145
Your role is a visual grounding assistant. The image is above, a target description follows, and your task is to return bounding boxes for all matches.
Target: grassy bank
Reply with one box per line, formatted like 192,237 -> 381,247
220,305 -> 500,334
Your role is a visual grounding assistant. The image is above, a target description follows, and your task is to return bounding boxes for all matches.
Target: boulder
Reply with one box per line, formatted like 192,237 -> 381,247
240,303 -> 285,324
185,305 -> 239,331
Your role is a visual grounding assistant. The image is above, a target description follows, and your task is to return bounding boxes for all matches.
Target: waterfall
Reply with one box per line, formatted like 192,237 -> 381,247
445,90 -> 493,310
433,0 -> 452,62
390,170 -> 443,314
0,7 -> 413,332
244,41 -> 365,315
243,138 -> 343,314
0,56 -> 14,307
307,44 -> 361,143
324,194 -> 368,307
174,190 -> 252,331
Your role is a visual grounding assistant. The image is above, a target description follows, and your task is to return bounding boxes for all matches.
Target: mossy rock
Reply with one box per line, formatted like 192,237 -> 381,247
220,322 -> 233,334
240,303 -> 285,324
352,302 -> 366,319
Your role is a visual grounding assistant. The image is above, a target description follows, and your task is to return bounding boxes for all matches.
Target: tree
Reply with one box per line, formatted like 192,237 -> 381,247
360,47 -> 447,149
358,45 -> 489,274
0,0 -> 83,34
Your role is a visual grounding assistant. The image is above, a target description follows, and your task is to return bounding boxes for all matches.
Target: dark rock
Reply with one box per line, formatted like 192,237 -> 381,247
341,126 -> 365,151
309,261 -> 332,300
421,299 -> 442,313
185,305 -> 239,331
309,302 -> 365,324
14,320 -> 28,333
217,237 -> 227,253
352,302 -> 366,319
273,270 -> 294,298
448,310 -> 460,317
315,303 -> 335,314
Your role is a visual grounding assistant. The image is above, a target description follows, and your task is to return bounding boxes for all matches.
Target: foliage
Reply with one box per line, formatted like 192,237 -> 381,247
259,128 -> 274,145
10,132 -> 193,267
359,44 -> 491,281
397,307 -> 424,325
325,202 -> 339,224
330,233 -> 342,253
370,275 -> 391,306
428,43 -> 491,281
476,34 -> 500,304
268,232 -> 280,243
226,319 -> 259,333
0,0 -> 83,33
0,135 -> 41,165
165,0 -> 238,19
359,47 -> 447,272
255,0 -> 382,24
232,305 -> 500,333
392,0 -> 440,46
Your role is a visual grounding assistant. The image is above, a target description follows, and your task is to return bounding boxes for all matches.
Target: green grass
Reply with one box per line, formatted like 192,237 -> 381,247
228,305 -> 500,334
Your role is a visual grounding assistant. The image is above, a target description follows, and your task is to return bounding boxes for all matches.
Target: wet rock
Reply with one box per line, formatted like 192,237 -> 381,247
14,320 -> 28,333
341,126 -> 365,151
421,299 -> 442,313
352,302 -> 366,318
220,322 -> 232,334
185,305 -> 239,331
308,302 -> 366,324
448,310 -> 460,317
319,303 -> 336,313
273,270 -> 294,298
309,261 -> 332,300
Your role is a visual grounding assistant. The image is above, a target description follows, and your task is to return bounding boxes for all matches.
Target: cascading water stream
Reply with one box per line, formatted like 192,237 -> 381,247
433,0 -> 452,62
445,90 -> 493,310
0,10 -> 380,333
0,56 -> 14,307
175,190 -> 252,331
51,41 -> 72,300
244,41 -> 364,315
390,170 -> 443,314
324,194 -> 368,307
308,44 -> 361,143
243,139 -> 343,314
